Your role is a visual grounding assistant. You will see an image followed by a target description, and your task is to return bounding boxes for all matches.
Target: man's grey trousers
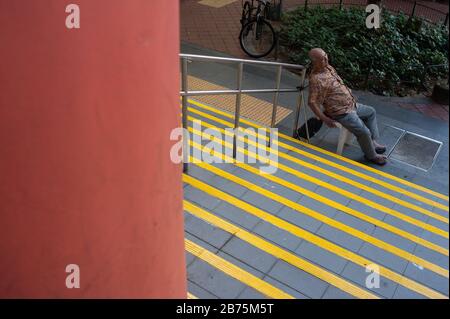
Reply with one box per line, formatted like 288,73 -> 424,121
332,103 -> 380,159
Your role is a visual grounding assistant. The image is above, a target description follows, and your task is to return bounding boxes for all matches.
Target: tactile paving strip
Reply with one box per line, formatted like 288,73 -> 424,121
198,0 -> 238,8
187,75 -> 292,126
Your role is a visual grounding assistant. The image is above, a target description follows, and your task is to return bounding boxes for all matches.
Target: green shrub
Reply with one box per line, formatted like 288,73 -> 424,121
280,6 -> 449,96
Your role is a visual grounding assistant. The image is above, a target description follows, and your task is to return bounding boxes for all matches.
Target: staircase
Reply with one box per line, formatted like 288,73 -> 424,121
180,56 -> 449,300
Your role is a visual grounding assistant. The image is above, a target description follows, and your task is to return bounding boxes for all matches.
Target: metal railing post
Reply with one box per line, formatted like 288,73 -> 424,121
292,68 -> 306,136
411,1 -> 417,17
339,0 -> 343,10
270,66 -> 283,128
181,58 -> 189,173
304,0 -> 308,11
269,65 -> 283,147
302,90 -> 310,143
233,62 -> 244,159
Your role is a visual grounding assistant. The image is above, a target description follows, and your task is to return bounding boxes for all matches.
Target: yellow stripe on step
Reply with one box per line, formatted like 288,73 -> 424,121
188,136 -> 448,256
185,239 -> 294,299
188,99 -> 450,205
183,174 -> 448,299
184,200 -> 380,299
187,123 -> 449,240
187,155 -> 449,277
187,110 -> 449,223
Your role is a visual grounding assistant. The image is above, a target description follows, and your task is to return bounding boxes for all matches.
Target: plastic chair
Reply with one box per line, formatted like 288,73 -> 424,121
335,122 -> 353,155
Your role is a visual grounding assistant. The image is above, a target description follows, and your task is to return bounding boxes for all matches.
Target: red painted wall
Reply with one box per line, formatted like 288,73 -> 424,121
0,0 -> 186,298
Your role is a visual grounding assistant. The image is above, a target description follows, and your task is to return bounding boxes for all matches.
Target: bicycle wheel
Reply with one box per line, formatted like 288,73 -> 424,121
240,1 -> 252,27
239,18 -> 276,58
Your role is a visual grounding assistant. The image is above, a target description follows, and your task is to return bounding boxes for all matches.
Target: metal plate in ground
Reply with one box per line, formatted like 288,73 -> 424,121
389,132 -> 442,171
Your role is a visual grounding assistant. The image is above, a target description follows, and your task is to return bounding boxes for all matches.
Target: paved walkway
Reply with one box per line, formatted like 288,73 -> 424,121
180,0 -> 449,121
181,0 -> 448,58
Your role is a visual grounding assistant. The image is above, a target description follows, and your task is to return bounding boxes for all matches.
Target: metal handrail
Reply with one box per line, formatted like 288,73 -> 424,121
179,53 -> 308,172
180,53 -> 305,70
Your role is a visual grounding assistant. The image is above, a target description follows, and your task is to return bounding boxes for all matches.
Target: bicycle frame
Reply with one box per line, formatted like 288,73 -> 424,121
242,0 -> 270,22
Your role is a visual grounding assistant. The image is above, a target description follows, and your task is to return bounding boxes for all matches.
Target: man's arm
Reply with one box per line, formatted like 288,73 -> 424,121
308,78 -> 337,128
309,102 -> 337,128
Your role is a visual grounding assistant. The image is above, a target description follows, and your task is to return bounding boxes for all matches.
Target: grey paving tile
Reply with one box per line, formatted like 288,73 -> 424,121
221,237 -> 278,274
214,163 -> 240,174
410,177 -> 449,200
321,285 -> 357,299
295,241 -> 348,274
398,194 -> 433,210
403,262 -> 449,296
276,206 -> 323,234
284,151 -> 317,166
251,220 -> 303,252
188,280 -> 219,299
194,167 -> 249,198
419,229 -> 449,250
430,205 -> 450,219
347,200 -> 386,221
212,202 -> 261,230
267,260 -> 330,299
184,213 -> 233,250
262,276 -> 309,299
426,217 -> 449,233
392,285 -> 427,299
391,202 -> 430,223
188,165 -> 218,182
358,243 -> 409,274
340,262 -> 399,299
413,244 -> 449,270
212,179 -> 249,198
315,187 -> 352,206
382,214 -> 422,236
316,224 -> 365,253
367,181 -> 401,198
184,185 -> 223,211
251,177 -> 304,203
370,227 -> 417,253
333,211 -> 376,235
358,190 -> 396,209
240,191 -> 284,215
187,258 -> 247,299
380,163 -> 418,182
276,171 -> 321,193
228,168 -> 266,185
296,196 -> 340,219
237,287 -> 267,299
329,179 -> 364,196
282,162 -> 333,182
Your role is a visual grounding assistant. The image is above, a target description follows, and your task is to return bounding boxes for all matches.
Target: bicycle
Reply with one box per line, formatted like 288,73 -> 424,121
239,0 -> 276,58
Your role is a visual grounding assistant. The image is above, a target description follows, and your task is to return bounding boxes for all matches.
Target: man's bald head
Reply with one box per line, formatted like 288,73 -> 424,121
308,48 -> 329,69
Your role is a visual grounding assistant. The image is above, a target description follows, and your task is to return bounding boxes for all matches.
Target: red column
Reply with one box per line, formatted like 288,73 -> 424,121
0,0 -> 186,298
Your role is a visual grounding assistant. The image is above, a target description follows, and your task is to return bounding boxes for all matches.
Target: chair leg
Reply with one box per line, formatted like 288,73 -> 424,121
344,128 -> 353,144
336,126 -> 347,155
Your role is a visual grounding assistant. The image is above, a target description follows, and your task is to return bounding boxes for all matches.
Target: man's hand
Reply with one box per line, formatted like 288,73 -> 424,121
309,102 -> 337,128
322,116 -> 337,128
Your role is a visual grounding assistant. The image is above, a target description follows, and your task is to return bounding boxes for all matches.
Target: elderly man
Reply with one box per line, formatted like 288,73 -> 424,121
307,48 -> 387,165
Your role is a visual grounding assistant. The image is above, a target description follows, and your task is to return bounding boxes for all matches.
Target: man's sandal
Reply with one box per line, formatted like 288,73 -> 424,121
366,155 -> 388,166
